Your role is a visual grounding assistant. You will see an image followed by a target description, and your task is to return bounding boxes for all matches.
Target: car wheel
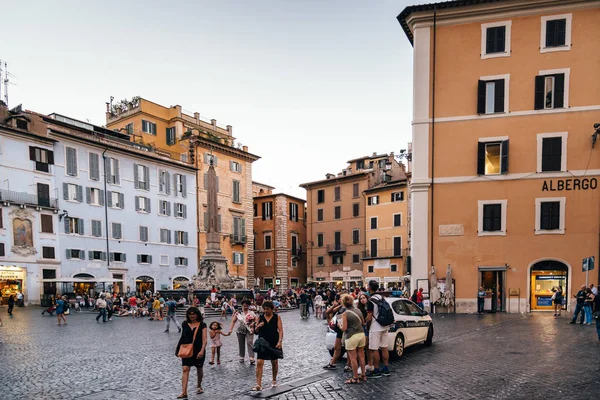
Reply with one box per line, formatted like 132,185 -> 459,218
424,326 -> 433,346
328,347 -> 346,358
393,333 -> 405,358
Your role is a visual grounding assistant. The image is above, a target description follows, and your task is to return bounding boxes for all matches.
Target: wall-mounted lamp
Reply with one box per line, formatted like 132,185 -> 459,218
592,123 -> 600,148
58,210 -> 69,221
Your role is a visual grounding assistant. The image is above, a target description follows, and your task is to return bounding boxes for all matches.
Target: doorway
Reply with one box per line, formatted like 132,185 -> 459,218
263,278 -> 273,290
530,260 -> 568,311
480,270 -> 505,313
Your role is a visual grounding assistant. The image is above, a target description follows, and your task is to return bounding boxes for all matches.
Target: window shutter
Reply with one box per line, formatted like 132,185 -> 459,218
216,177 -> 220,192
64,217 -> 70,233
204,212 -> 208,231
99,190 -> 105,206
230,161 -> 233,171
166,172 -> 171,194
114,159 -> 120,184
101,252 -> 107,261
119,193 -> 125,209
204,153 -> 209,164
135,196 -> 140,211
181,175 -> 187,198
477,80 -> 486,114
241,253 -> 245,265
184,258 -> 188,266
143,166 -> 149,190
47,151 -> 54,165
159,171 -> 164,193
76,185 -> 83,202
29,146 -> 36,161
78,219 -> 84,235
112,223 -> 117,239
137,254 -> 141,263
88,250 -> 93,260
148,255 -> 152,264
86,187 -> 91,204
218,215 -> 222,232
214,156 -> 218,167
104,157 -> 111,183
89,153 -> 99,180
63,183 -> 69,200
66,249 -> 71,259
166,201 -> 171,216
477,142 -> 486,175
289,203 -> 292,221
262,203 -> 266,220
107,191 -> 113,207
203,173 -> 207,190
183,204 -> 187,219
184,232 -> 188,246
494,79 -> 505,113
145,197 -> 151,213
554,74 -> 565,108
122,253 -> 126,263
133,163 -> 139,188
501,140 -> 509,174
239,163 -> 242,173
556,19 -> 566,46
110,252 -> 115,262
167,230 -> 172,244
241,218 -> 246,237
534,75 -> 545,110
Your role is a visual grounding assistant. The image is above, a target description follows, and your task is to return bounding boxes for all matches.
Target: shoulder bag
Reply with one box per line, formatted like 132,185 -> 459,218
177,323 -> 200,359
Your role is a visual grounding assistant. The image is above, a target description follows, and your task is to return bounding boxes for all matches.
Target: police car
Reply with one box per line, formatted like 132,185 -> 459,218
325,296 -> 433,358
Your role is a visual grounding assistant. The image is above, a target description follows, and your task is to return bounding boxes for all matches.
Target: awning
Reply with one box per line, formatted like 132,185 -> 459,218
40,278 -> 124,283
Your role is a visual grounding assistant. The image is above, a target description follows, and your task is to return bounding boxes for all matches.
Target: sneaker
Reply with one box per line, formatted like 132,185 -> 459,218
569,321 -> 576,324
366,370 -> 382,379
164,329 -> 169,333
381,367 -> 390,376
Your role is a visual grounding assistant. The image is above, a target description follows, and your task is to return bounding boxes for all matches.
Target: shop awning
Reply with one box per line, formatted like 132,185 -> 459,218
40,278 -> 124,283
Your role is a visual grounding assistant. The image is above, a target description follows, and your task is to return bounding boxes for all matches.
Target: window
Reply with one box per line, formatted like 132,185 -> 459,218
370,238 -> 378,258
334,206 -> 341,220
65,217 -> 84,235
158,170 -> 171,194
370,217 -> 378,230
352,254 -> 360,264
291,235 -> 298,256
334,186 -> 341,201
175,174 -> 186,197
291,258 -> 297,267
125,123 -> 133,134
393,237 -> 402,257
159,200 -> 171,216
266,259 -> 272,267
353,183 -> 359,198
41,215 -> 53,233
356,160 -> 365,170
536,198 -> 565,234
37,183 -> 51,207
265,234 -> 272,250
481,21 -> 511,59
393,214 -> 402,227
105,157 -> 120,184
159,229 -> 172,244
317,233 -> 324,248
135,196 -> 151,213
233,252 -> 244,265
230,161 -> 242,173
352,203 -> 360,217
111,222 -> 122,239
317,209 -> 324,222
86,187 -> 103,206
91,220 -> 102,237
317,256 -> 324,266
477,138 -> 509,175
175,257 -> 188,267
317,189 -> 325,204
142,120 -> 157,135
352,229 -> 360,245
175,203 -> 187,218
0,243 -> 4,257
139,226 -> 149,242
391,264 -> 398,272
134,164 -> 150,190
89,250 -> 106,261
42,246 -> 55,259
110,252 -> 126,262
332,254 -> 343,265
29,146 -> 54,172
232,180 -> 241,203
204,153 -> 218,166
478,200 -> 507,236
16,119 -> 28,130
66,249 -> 84,259
477,76 -> 508,114
537,133 -> 567,173
262,202 -> 273,220
65,146 -> 78,176
391,192 -> 404,202
89,152 -> 100,180
254,203 -> 258,217
0,210 -> 3,229
138,254 -> 152,264
166,127 -> 176,146
289,203 -> 299,222
64,183 -> 83,202
232,216 -> 246,242
160,255 -> 169,265
368,265 -> 374,273
175,230 -> 189,245
535,70 -> 568,110
334,231 -> 341,248
367,196 -> 379,206
108,191 -> 124,209
541,14 -> 571,53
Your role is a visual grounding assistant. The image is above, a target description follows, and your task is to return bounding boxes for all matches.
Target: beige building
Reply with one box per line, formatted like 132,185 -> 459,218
301,153 -> 407,288
105,98 -> 260,286
399,0 -> 600,312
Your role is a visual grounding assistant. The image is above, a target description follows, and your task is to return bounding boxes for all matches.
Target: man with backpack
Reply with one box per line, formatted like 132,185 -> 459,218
366,280 -> 393,378
164,296 -> 181,333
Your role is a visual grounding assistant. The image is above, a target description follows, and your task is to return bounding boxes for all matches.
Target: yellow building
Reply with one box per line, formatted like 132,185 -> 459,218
399,0 -> 600,312
106,98 -> 260,285
363,180 -> 410,289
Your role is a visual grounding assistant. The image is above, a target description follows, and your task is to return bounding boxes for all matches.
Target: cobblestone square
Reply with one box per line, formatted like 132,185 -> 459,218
1,306 -> 598,400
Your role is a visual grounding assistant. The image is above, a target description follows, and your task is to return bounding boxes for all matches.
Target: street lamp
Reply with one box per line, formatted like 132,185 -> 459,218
395,148 -> 412,162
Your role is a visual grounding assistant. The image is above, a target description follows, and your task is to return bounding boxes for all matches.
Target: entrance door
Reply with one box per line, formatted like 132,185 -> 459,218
530,260 -> 568,311
264,278 -> 273,290
480,270 -> 505,312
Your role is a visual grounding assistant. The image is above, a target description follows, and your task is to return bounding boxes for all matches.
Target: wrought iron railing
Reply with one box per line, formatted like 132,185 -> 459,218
0,189 -> 58,209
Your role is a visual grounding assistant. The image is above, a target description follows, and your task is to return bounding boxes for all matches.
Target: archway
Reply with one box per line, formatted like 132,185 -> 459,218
72,273 -> 96,296
530,260 -> 569,311
136,275 -> 155,295
172,276 -> 190,290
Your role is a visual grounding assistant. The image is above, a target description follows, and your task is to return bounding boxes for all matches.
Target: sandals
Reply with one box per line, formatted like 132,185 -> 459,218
272,381 -> 277,388
345,377 -> 361,384
250,385 -> 262,392
208,361 -> 214,365
197,387 -> 204,394
343,366 -> 352,372
176,394 -> 188,399
360,375 -> 367,382
323,364 -> 336,369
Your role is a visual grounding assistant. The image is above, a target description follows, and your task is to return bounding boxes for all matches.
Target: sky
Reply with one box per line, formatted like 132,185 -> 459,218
0,0 -> 415,199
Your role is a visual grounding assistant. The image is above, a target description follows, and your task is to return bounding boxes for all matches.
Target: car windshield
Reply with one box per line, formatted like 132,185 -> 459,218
391,300 -> 409,315
404,301 -> 423,316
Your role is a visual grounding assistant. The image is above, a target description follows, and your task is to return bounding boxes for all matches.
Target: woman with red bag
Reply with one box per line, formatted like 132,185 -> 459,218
176,307 -> 207,399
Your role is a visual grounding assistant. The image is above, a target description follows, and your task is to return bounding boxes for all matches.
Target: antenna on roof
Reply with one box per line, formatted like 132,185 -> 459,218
3,61 -> 8,106
0,60 -> 3,104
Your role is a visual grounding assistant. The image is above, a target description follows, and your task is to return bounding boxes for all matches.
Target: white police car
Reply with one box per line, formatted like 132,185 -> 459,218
325,297 -> 433,358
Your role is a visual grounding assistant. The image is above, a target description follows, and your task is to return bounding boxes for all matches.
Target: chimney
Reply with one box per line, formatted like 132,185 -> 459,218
389,152 -> 394,158
194,112 -> 200,124
372,152 -> 377,157
242,145 -> 248,152
211,119 -> 217,129
226,125 -> 232,135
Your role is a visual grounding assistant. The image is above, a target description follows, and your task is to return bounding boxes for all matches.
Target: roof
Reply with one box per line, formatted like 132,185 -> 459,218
363,179 -> 408,194
397,0 -> 508,44
347,153 -> 389,163
252,181 -> 276,189
299,171 -> 370,189
254,192 -> 306,204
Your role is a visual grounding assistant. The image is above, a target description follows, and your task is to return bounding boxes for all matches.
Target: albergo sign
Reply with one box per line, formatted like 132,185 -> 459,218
542,178 -> 598,191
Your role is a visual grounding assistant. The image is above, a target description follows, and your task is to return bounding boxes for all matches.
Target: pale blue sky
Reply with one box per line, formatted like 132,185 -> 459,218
1,0 -> 414,198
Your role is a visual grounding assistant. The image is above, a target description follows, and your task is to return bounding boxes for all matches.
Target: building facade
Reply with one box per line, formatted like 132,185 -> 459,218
301,153 -> 407,288
105,98 -> 259,287
253,182 -> 307,291
399,0 -> 600,312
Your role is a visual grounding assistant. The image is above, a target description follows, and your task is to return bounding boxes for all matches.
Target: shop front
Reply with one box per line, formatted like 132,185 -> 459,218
172,276 -> 190,290
136,275 -> 155,295
530,260 -> 568,311
479,267 -> 507,313
0,265 -> 26,306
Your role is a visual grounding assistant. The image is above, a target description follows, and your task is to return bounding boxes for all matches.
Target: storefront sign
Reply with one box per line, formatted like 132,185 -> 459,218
0,271 -> 23,280
542,178 -> 597,192
275,279 -> 281,285
536,275 -> 566,280
536,296 -> 553,307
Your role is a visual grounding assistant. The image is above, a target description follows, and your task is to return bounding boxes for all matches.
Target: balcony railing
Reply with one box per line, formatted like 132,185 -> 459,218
229,234 -> 247,245
0,189 -> 58,209
326,243 -> 346,253
362,249 -> 402,259
291,247 -> 303,258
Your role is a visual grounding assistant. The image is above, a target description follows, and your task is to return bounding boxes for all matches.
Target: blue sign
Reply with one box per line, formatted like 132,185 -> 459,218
536,296 -> 553,307
583,256 -> 595,272
536,276 -> 565,281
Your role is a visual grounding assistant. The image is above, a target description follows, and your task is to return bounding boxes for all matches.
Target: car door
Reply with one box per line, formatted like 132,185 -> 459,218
393,300 -> 418,346
403,300 -> 428,343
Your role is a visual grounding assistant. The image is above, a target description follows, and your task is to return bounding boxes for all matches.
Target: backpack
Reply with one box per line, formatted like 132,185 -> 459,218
371,295 -> 394,327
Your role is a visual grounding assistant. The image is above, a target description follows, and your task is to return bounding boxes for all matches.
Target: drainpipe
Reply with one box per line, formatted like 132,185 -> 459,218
102,148 -> 110,267
430,6 -> 437,270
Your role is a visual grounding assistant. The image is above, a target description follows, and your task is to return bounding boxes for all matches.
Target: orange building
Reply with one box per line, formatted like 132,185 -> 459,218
106,98 -> 260,286
399,0 -> 600,312
252,182 -> 307,290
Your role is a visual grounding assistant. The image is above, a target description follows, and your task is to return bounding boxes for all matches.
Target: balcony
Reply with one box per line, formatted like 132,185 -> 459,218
229,234 -> 247,245
326,243 -> 346,254
362,249 -> 402,260
291,246 -> 303,259
0,189 -> 58,209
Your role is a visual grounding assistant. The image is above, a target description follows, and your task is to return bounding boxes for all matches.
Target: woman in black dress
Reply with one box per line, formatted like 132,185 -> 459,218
252,300 -> 284,391
176,307 -> 207,399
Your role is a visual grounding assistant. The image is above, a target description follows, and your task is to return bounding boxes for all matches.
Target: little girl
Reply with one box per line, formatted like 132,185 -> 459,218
209,322 -> 230,365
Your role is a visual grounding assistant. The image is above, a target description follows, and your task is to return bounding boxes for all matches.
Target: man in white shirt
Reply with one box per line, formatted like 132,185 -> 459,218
95,296 -> 107,323
590,284 -> 598,296
366,280 -> 391,378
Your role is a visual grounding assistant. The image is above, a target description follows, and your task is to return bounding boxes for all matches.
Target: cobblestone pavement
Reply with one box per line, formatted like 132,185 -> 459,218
0,306 -> 598,400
